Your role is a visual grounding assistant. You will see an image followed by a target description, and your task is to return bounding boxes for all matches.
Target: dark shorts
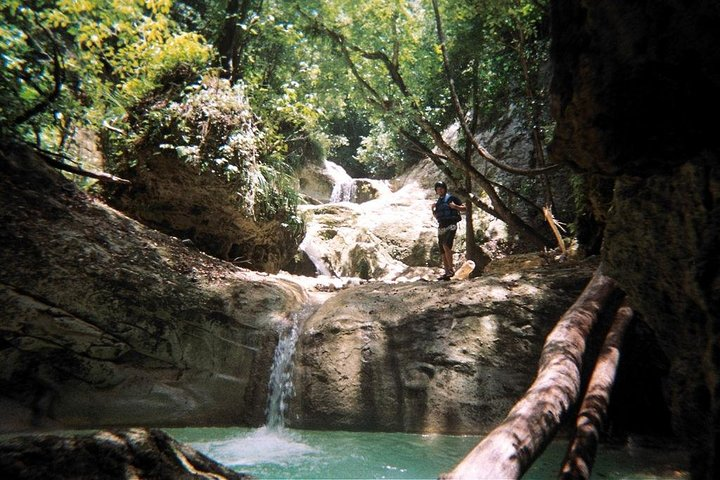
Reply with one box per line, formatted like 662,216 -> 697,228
438,223 -> 457,248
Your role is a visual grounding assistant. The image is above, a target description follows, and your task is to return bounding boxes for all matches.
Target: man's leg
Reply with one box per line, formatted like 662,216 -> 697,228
442,243 -> 454,275
444,228 -> 457,275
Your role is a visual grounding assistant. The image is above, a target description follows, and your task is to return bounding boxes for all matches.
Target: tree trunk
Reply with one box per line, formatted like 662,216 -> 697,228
417,116 -> 553,249
559,300 -> 634,480
441,270 -> 618,479
217,0 -> 256,82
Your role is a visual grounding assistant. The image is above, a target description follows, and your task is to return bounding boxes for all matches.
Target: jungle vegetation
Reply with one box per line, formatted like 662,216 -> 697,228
1,0 -> 553,244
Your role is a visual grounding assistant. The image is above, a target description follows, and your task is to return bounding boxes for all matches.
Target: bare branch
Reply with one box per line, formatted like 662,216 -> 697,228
400,129 -> 500,218
34,147 -> 131,185
102,121 -> 127,136
544,206 -> 567,253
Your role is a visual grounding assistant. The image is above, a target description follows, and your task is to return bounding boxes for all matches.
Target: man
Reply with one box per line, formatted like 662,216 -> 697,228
431,181 -> 466,280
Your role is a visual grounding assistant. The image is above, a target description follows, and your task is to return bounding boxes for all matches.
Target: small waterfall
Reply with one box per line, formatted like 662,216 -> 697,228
325,161 -> 356,202
299,235 -> 333,277
265,312 -> 302,430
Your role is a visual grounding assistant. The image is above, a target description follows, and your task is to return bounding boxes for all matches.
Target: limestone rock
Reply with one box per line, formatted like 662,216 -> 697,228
296,162 -> 334,204
292,258 -> 599,434
0,428 -> 249,479
0,144 -> 304,431
549,0 -> 720,476
298,181 -> 440,280
103,153 -> 301,273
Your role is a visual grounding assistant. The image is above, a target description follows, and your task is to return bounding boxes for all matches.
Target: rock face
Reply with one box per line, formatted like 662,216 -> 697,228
292,258 -> 598,434
297,159 -> 499,281
296,162 -> 334,204
0,428 -> 249,479
549,1 -> 720,477
104,153 -> 302,273
298,181 -> 440,280
0,144 -> 305,431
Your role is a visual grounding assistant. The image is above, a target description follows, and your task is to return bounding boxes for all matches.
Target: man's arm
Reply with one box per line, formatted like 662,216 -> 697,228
449,197 -> 467,213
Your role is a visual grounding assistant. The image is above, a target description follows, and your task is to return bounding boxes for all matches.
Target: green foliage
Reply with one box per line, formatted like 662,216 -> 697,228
354,121 -> 405,178
280,0 -> 551,175
1,0 -> 211,146
2,0 -> 553,235
137,75 -> 302,226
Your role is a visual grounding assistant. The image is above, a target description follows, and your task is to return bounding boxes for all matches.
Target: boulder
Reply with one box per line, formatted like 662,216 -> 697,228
103,152 -> 301,273
298,181 -> 441,280
292,257 -> 599,434
549,0 -> 720,476
101,75 -> 303,273
296,162 -> 334,204
0,428 -> 249,479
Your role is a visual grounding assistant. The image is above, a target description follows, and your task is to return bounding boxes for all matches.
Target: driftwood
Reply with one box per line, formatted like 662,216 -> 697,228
559,300 -> 634,479
441,270 -> 618,479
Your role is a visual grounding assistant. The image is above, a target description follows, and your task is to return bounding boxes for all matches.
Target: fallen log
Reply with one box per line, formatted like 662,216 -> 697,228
441,269 -> 618,479
559,300 -> 634,479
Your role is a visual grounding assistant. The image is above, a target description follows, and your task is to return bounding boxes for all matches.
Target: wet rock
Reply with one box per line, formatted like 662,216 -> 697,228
0,144 -> 304,431
549,0 -> 720,476
0,428 -> 249,479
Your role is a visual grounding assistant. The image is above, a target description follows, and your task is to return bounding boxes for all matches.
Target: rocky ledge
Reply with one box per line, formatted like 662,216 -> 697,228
0,144 -> 305,431
0,428 -> 249,479
292,256 -> 601,434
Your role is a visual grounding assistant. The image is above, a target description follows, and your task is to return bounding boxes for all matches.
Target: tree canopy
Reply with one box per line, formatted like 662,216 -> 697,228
1,0 -> 555,245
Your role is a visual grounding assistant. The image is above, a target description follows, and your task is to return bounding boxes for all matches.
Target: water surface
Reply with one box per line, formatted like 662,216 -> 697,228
167,427 -> 688,479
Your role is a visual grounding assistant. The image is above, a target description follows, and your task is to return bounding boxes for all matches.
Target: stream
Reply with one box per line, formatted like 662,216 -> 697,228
164,162 -> 688,479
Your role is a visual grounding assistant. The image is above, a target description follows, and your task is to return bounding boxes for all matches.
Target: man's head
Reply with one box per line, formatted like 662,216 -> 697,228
434,181 -> 447,195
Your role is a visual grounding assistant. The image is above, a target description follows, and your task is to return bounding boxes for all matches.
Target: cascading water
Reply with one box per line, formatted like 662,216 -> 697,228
265,313 -> 302,430
188,309 -> 318,469
325,161 -> 356,203
298,235 -> 333,277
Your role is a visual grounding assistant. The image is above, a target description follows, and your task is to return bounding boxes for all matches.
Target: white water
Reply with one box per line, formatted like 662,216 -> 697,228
192,426 -> 318,467
265,312 -> 303,430
326,160 -> 356,202
298,234 -> 334,277
173,310 -> 321,472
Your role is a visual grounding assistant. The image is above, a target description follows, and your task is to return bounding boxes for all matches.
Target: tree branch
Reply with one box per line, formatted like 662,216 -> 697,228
415,115 -> 553,248
300,7 -> 552,248
400,129 -> 500,218
34,147 -> 131,185
12,20 -> 65,127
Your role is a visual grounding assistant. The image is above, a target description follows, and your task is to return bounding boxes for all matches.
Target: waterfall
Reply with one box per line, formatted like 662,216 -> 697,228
325,161 -> 356,203
299,235 -> 333,277
265,312 -> 302,430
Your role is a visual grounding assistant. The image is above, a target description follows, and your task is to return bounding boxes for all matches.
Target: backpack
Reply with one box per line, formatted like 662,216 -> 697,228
435,193 -> 462,225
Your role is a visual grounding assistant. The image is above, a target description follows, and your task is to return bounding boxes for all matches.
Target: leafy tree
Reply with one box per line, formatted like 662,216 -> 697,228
1,0 -> 212,147
2,0 -> 558,251
292,0 -> 557,249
